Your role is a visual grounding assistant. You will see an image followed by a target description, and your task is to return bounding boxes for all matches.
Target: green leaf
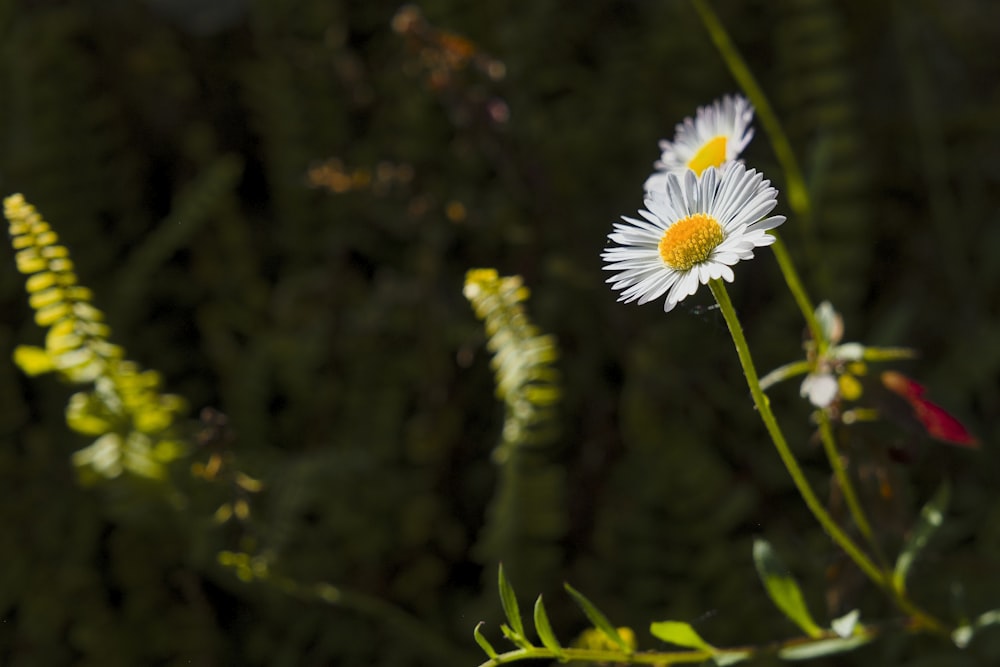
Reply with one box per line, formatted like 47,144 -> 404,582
533,595 -> 564,657
777,635 -> 873,660
759,360 -> 812,392
474,622 -> 499,659
858,346 -> 918,362
894,482 -> 949,593
753,539 -> 823,638
564,583 -> 630,652
649,621 -> 714,651
498,563 -> 526,639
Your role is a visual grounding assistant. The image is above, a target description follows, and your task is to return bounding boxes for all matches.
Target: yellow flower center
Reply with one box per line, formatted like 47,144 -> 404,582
687,136 -> 728,175
658,213 -> 724,271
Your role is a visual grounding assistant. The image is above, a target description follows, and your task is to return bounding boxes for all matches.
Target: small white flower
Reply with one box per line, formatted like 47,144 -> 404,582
602,162 -> 784,313
645,94 -> 755,192
800,372 -> 840,408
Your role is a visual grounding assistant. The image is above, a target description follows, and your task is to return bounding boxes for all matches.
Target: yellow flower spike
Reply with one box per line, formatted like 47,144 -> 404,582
4,194 -> 188,482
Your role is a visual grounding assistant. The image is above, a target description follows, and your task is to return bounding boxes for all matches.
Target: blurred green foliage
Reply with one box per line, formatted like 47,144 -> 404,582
2,0 -> 1000,665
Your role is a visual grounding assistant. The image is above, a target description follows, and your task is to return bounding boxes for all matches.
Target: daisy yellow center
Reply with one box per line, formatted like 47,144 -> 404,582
687,136 -> 728,175
658,213 -> 724,271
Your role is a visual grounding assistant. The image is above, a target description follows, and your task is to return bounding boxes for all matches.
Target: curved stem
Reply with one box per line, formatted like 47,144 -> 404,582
689,0 -> 811,227
816,410 -> 877,546
771,236 -> 825,355
477,647 -> 715,667
475,625 -> 886,667
708,279 -> 884,587
689,0 -> 826,352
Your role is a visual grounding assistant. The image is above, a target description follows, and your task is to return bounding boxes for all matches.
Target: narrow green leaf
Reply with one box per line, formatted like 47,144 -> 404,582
759,360 -> 813,391
498,563 -> 526,639
533,595 -> 564,657
474,622 -> 499,659
858,346 -> 918,362
564,583 -> 630,652
649,621 -> 714,651
894,482 -> 950,592
777,635 -> 873,660
975,609 -> 1000,627
753,539 -> 823,638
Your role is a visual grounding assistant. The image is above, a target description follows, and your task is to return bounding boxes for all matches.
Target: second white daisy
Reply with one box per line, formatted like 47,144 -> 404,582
644,94 -> 755,192
603,162 -> 785,313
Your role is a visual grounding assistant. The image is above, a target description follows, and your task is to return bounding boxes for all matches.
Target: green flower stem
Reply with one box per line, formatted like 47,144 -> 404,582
816,410 -> 876,545
708,279 -> 884,587
689,0 -> 825,353
476,647 -> 716,667
689,0 -> 810,225
817,409 -> 895,580
476,625 -> 887,667
771,236 -> 825,354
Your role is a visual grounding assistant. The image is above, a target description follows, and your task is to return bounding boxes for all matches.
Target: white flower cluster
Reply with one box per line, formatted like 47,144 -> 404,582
602,95 -> 785,312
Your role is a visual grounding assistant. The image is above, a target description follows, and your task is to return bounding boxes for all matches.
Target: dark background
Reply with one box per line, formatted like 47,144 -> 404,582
1,0 -> 999,665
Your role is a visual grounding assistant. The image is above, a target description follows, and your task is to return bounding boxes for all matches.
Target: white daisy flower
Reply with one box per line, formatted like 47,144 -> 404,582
644,94 -> 755,192
603,162 -> 785,313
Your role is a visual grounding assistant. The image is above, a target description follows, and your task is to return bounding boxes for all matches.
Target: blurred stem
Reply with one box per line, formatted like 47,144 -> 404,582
772,235 -> 825,355
816,410 -> 882,560
476,647 -> 715,667
708,279 -> 883,586
690,0 -> 825,353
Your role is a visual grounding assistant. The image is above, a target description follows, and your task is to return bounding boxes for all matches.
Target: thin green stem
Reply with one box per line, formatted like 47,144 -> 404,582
477,646 -> 716,667
708,279 -> 884,587
771,236 -> 825,354
689,0 -> 826,352
816,410 -> 875,544
476,625 -> 886,667
689,0 -> 810,225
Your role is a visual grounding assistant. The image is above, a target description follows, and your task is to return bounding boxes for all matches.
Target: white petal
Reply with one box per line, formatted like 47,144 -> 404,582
644,172 -> 669,192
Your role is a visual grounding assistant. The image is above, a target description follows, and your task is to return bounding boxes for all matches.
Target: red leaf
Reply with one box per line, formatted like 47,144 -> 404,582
880,371 -> 979,448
